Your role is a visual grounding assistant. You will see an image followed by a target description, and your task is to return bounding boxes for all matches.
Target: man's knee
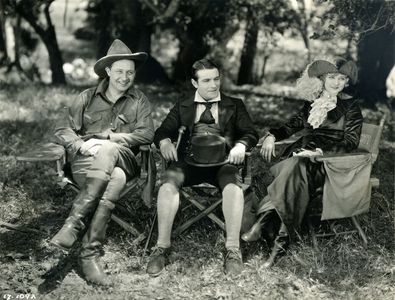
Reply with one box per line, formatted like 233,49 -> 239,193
97,141 -> 121,157
110,167 -> 127,184
159,182 -> 179,196
217,164 -> 242,190
161,168 -> 185,189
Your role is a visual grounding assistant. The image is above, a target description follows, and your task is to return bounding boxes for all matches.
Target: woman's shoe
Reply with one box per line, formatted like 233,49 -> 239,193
241,209 -> 276,242
263,223 -> 289,268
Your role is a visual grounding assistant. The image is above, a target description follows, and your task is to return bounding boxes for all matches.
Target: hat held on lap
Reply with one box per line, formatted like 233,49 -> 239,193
94,39 -> 148,78
185,135 -> 228,167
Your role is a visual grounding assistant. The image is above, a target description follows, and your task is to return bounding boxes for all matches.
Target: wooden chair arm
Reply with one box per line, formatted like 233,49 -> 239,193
312,152 -> 371,163
16,142 -> 66,162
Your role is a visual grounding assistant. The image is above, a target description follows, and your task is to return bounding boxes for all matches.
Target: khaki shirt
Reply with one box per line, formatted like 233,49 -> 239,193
55,79 -> 154,159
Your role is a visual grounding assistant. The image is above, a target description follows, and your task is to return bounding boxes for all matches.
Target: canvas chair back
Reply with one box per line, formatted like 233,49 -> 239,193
357,115 -> 386,163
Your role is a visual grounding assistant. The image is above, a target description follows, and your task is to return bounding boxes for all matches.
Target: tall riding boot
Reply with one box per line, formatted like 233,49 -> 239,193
80,199 -> 115,286
263,222 -> 289,268
50,177 -> 108,250
241,209 -> 276,242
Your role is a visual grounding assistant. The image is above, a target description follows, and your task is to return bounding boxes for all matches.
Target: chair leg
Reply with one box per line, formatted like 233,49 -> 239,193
141,212 -> 157,264
187,198 -> 225,230
111,214 -> 143,237
351,216 -> 368,248
307,217 -> 319,251
173,198 -> 223,237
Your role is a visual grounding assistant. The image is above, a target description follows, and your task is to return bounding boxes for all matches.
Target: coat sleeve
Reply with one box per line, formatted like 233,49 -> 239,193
153,101 -> 181,148
53,91 -> 89,158
234,99 -> 259,150
109,94 -> 155,147
269,102 -> 308,141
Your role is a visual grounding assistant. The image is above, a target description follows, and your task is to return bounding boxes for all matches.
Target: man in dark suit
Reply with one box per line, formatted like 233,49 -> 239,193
147,58 -> 258,276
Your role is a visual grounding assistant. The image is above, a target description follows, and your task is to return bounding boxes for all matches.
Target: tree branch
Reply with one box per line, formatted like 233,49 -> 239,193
43,0 -> 55,29
137,0 -> 161,16
15,3 -> 46,37
137,0 -> 181,24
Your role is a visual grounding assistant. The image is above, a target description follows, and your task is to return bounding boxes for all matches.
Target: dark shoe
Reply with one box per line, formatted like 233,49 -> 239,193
79,199 -> 115,286
224,248 -> 243,276
80,200 -> 115,257
146,246 -> 170,277
50,178 -> 108,250
241,209 -> 276,242
263,223 -> 289,268
80,257 -> 111,286
50,217 -> 85,250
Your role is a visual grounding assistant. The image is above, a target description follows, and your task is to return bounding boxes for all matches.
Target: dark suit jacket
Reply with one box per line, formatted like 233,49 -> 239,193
154,93 -> 259,155
270,93 -> 363,157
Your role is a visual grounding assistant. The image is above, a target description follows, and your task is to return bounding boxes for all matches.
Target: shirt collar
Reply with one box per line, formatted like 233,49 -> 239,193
194,91 -> 221,103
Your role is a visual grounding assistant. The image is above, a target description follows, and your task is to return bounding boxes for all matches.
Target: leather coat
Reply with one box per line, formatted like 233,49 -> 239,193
269,93 -> 363,157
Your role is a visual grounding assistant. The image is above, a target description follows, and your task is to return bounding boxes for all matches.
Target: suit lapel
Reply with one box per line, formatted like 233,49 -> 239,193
218,94 -> 235,131
180,97 -> 196,135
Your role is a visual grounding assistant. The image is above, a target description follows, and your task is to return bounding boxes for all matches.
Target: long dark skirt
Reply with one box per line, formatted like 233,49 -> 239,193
256,156 -> 325,232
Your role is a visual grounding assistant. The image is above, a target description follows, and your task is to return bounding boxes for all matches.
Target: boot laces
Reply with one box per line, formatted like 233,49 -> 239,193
226,248 -> 242,262
150,246 -> 168,257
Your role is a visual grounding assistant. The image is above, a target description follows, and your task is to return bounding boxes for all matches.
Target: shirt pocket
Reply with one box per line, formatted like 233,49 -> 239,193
117,113 -> 136,132
83,112 -> 103,133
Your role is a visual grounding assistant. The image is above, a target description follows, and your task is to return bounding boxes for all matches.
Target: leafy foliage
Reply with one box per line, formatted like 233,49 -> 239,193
316,0 -> 395,39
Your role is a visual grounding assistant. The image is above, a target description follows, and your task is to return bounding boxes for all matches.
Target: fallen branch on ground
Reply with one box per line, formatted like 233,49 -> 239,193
0,220 -> 46,235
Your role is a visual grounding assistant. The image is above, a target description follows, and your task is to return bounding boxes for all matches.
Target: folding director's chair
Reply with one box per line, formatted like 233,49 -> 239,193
171,154 -> 253,238
306,115 -> 386,248
16,143 -> 156,245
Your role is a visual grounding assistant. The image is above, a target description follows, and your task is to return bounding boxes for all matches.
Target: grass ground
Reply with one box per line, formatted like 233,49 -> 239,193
0,83 -> 394,300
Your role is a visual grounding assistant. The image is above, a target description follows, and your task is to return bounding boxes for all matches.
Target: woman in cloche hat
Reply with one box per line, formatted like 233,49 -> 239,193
241,57 -> 363,267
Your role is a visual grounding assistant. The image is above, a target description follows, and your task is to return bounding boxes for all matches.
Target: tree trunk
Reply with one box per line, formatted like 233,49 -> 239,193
237,8 -> 258,85
259,55 -> 269,83
172,35 -> 209,82
16,2 -> 66,84
96,0 -> 113,59
357,27 -> 395,103
0,0 -> 6,60
40,30 -> 66,84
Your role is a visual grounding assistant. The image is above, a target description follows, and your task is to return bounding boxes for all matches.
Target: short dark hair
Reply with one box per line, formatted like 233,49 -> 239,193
191,58 -> 220,81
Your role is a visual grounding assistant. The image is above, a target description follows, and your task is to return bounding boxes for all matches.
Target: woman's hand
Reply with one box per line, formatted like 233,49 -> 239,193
260,135 -> 276,162
292,148 -> 323,157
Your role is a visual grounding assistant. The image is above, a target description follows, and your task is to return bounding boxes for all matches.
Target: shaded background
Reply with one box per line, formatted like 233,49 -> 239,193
0,0 -> 394,104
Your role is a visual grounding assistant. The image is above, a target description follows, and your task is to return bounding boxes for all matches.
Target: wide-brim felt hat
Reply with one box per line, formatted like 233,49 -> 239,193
94,39 -> 148,78
185,155 -> 229,167
307,58 -> 358,84
185,135 -> 229,167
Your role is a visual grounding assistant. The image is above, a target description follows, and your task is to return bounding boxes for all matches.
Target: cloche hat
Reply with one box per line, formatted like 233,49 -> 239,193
307,58 -> 358,84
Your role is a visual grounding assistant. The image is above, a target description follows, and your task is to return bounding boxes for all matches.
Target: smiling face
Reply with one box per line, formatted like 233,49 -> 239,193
106,59 -> 136,93
323,73 -> 349,96
191,68 -> 220,100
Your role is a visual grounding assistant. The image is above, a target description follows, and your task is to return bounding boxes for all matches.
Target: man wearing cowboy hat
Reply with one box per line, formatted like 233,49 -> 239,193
50,39 -> 154,285
146,58 -> 258,276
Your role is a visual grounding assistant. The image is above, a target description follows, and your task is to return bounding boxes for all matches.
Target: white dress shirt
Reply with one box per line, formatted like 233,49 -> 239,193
194,91 -> 221,124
